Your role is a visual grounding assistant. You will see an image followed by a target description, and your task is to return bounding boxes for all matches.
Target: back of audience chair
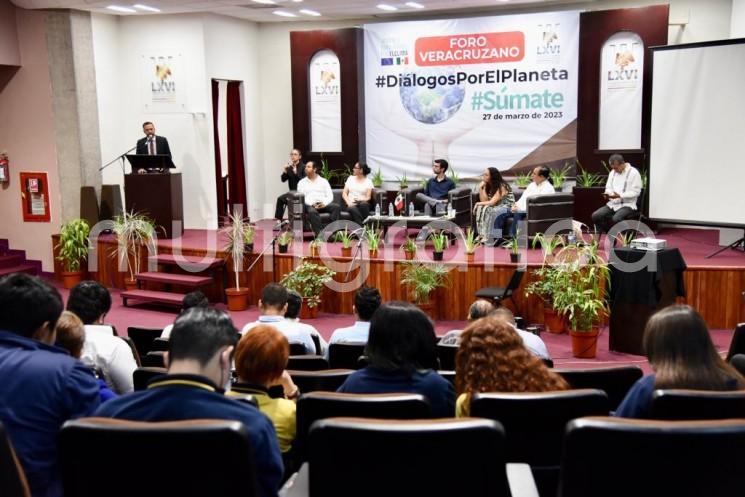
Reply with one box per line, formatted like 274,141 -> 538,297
726,323 -> 745,361
436,343 -> 457,370
295,392 -> 431,463
650,388 -> 745,420
140,351 -> 166,368
327,343 -> 366,370
151,337 -> 169,352
118,336 -> 141,367
288,369 -> 354,394
307,417 -> 511,497
553,365 -> 642,411
126,326 -> 163,357
559,416 -> 745,497
0,421 -> 31,497
60,418 -> 258,497
287,355 -> 329,371
133,367 -> 167,391
289,342 -> 308,356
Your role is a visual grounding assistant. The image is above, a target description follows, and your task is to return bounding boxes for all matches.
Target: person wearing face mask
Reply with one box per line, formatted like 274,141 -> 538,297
93,307 -> 284,497
135,121 -> 172,174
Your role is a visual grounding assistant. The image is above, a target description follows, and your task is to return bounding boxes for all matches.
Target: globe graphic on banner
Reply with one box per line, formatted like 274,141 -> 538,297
399,69 -> 466,124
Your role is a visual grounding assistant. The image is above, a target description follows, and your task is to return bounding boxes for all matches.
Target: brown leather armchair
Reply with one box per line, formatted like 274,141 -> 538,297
405,185 -> 473,229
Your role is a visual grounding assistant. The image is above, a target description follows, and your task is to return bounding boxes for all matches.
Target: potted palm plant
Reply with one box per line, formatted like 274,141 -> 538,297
222,210 -> 250,311
501,234 -> 521,263
400,261 -> 449,318
429,231 -> 448,261
525,233 -> 566,333
280,259 -> 335,319
56,218 -> 91,289
401,236 -> 417,260
277,231 -> 293,254
463,228 -> 480,263
334,227 -> 354,257
111,211 -> 156,290
364,224 -> 382,259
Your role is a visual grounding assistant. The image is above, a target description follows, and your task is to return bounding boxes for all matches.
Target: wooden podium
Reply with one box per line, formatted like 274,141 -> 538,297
124,173 -> 183,239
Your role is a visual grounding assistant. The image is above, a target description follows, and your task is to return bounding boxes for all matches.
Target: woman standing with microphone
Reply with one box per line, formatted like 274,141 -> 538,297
275,148 -> 305,221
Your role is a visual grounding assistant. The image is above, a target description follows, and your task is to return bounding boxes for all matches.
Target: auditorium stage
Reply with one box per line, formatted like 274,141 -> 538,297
61,222 -> 745,329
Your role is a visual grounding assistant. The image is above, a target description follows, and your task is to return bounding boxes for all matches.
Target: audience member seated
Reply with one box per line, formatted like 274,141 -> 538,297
326,286 -> 382,357
55,311 -> 116,403
439,300 -> 494,345
591,153 -> 643,233
508,165 -> 555,237
284,290 -> 328,356
242,284 -> 321,355
94,307 -> 283,497
336,302 -> 455,417
229,325 -> 299,471
296,160 -> 341,236
615,305 -> 745,418
342,162 -> 375,226
455,315 -> 568,416
415,158 -> 456,212
161,290 -> 209,338
66,281 -> 138,394
473,167 -> 515,245
0,273 -> 100,497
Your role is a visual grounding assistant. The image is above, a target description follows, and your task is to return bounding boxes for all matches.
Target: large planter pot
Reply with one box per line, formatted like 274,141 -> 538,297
278,244 -> 289,254
244,243 -> 254,254
225,287 -> 250,311
509,252 -> 521,263
404,250 -> 416,260
415,301 -> 436,319
300,300 -> 320,319
309,246 -> 320,258
570,327 -> 600,358
544,307 -> 566,334
433,251 -> 444,261
341,246 -> 352,257
61,271 -> 83,290
369,249 -> 379,259
123,277 -> 138,291
465,252 -> 475,263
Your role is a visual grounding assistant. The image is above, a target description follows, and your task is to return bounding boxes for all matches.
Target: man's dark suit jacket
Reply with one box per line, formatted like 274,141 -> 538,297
136,135 -> 172,158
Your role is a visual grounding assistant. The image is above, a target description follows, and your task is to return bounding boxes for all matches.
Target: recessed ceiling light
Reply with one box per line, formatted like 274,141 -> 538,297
405,2 -> 424,8
292,0 -> 303,2
299,8 -> 321,16
377,4 -> 397,11
252,0 -> 276,4
106,5 -> 136,12
133,4 -> 161,12
272,10 -> 298,17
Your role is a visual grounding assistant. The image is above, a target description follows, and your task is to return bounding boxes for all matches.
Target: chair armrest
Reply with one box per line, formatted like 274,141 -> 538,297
506,463 -> 540,497
280,463 -> 308,497
406,186 -> 425,210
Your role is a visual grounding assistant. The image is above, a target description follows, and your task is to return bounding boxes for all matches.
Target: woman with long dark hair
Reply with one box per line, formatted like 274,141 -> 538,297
615,305 -> 745,418
342,162 -> 374,226
473,167 -> 515,244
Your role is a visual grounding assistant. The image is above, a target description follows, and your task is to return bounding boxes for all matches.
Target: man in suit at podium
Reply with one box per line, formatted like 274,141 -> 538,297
135,121 -> 172,174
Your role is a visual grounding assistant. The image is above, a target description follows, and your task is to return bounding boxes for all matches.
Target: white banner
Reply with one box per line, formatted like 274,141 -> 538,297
598,32 -> 644,150
364,11 -> 579,180
141,53 -> 186,113
309,49 -> 342,152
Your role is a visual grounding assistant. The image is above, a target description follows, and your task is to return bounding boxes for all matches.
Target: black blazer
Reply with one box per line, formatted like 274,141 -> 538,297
281,161 -> 305,191
136,135 -> 172,158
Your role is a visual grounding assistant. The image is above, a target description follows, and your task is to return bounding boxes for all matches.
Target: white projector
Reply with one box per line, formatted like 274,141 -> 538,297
630,237 -> 667,251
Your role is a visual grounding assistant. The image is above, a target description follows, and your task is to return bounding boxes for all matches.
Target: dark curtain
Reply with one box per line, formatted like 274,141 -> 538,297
226,81 -> 248,219
211,80 -> 227,223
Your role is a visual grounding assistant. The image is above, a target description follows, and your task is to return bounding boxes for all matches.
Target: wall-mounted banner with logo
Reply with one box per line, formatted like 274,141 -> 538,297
363,11 -> 579,179
598,32 -> 644,150
141,53 -> 186,113
309,49 -> 342,152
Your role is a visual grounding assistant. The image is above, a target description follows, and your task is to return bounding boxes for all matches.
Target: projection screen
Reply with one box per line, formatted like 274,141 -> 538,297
649,39 -> 745,227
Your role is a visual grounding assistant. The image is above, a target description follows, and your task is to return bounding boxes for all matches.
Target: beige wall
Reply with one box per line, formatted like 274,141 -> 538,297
0,0 -> 20,65
0,6 -> 61,271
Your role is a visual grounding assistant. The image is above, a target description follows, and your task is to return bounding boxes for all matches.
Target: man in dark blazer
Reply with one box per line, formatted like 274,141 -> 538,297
274,148 -> 305,220
135,121 -> 172,173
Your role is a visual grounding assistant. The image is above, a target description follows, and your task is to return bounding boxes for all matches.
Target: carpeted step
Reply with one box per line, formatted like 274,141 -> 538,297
0,254 -> 23,269
121,289 -> 186,308
0,264 -> 37,277
149,254 -> 225,270
135,271 -> 213,287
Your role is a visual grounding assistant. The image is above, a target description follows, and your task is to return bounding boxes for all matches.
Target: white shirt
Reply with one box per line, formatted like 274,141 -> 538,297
326,321 -> 370,359
515,180 -> 556,212
81,324 -> 138,394
603,163 -> 642,211
241,315 -> 322,355
297,176 -> 333,207
437,325 -> 550,360
344,177 -> 373,203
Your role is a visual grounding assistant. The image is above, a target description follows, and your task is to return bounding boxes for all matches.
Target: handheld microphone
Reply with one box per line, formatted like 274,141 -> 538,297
275,219 -> 290,230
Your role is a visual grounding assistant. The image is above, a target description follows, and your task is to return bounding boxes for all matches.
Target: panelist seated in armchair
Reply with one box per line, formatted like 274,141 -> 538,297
342,162 -> 374,226
296,161 -> 341,236
415,158 -> 456,213
591,153 -> 642,233
508,165 -> 555,237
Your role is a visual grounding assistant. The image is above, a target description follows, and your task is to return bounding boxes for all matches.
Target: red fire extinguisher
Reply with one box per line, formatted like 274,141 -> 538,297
0,153 -> 9,184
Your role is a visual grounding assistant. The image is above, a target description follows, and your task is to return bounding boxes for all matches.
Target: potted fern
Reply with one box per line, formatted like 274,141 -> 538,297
222,210 -> 250,311
400,261 -> 449,318
364,224 -> 382,259
549,164 -> 571,192
371,168 -> 384,188
401,236 -> 417,260
280,259 -> 335,319
397,172 -> 409,190
429,231 -> 448,261
334,227 -> 354,257
463,228 -> 480,263
111,211 -> 156,290
277,231 -> 294,254
514,171 -> 532,189
56,218 -> 91,289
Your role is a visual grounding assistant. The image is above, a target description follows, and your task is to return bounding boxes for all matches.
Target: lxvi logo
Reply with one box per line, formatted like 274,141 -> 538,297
151,56 -> 175,93
608,43 -> 640,81
537,23 -> 560,56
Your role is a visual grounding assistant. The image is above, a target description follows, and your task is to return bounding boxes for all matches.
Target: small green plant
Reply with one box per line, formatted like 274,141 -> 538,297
575,167 -> 603,187
501,232 -> 520,254
397,172 -> 409,189
531,233 -> 565,256
333,227 -> 354,249
600,160 -> 610,173
222,210 -> 251,290
429,231 -> 448,253
549,164 -> 571,190
514,171 -> 532,188
112,211 -> 157,281
402,236 -> 417,253
463,227 -> 481,254
640,166 -> 649,189
448,166 -> 460,186
280,259 -> 335,308
243,224 -> 255,245
364,224 -> 382,251
371,168 -> 384,188
277,231 -> 294,247
615,231 -> 636,247
56,218 -> 91,272
318,154 -> 343,186
400,262 -> 450,304
309,236 -> 324,249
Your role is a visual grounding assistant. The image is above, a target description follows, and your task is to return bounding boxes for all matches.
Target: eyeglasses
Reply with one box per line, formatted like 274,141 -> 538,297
353,165 -> 361,170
